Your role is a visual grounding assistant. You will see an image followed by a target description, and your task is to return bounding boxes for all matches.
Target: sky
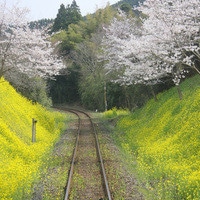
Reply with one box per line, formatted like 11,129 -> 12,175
7,0 -> 119,21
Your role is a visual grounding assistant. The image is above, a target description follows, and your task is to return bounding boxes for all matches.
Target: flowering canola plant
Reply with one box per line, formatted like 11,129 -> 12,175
0,78 -> 67,199
115,76 -> 200,199
103,107 -> 130,119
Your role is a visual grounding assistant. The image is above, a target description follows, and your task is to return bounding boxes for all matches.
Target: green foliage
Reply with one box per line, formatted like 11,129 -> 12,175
51,4 -> 67,32
68,0 -> 82,24
94,5 -> 117,26
106,83 -> 154,110
113,0 -> 145,7
113,75 -> 200,199
120,3 -> 133,13
66,24 -> 84,46
5,71 -> 52,107
54,5 -> 116,52
79,75 -> 105,111
28,77 -> 52,107
51,0 -> 82,33
0,78 -> 67,199
48,66 -> 80,104
49,1 -> 177,111
50,5 -> 117,106
52,24 -> 84,54
51,30 -> 67,43
29,18 -> 54,30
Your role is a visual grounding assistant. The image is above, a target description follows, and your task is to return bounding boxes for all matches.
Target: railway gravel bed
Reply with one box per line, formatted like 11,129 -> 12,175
68,114 -> 105,199
32,121 -> 77,200
32,109 -> 144,199
97,120 -> 145,200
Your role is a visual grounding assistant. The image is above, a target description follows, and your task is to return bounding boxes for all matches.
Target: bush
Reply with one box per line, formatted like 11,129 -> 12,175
5,70 -> 52,107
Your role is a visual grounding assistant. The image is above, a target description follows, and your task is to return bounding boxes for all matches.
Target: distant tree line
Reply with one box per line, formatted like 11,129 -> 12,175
29,19 -> 54,29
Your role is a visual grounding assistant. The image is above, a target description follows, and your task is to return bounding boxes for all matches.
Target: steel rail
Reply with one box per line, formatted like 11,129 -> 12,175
63,109 -> 81,200
59,107 -> 112,200
83,111 -> 112,200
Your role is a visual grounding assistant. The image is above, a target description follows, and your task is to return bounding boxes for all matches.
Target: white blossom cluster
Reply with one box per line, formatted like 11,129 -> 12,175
101,0 -> 200,85
0,2 -> 65,79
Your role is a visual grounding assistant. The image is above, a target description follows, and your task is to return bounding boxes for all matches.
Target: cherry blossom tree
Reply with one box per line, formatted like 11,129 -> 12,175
101,13 -> 170,86
101,0 -> 200,89
138,0 -> 200,82
0,1 -> 65,79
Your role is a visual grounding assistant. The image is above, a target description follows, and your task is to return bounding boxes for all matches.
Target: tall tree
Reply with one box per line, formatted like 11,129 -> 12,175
51,0 -> 82,32
68,0 -> 82,24
51,4 -> 67,32
69,7 -> 117,110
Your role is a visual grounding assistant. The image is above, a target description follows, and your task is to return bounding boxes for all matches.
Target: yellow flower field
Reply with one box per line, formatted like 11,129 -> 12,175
0,78 -> 67,199
114,75 -> 200,199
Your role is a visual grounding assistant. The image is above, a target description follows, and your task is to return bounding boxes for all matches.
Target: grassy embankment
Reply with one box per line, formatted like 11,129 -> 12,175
0,78 -> 68,199
104,75 -> 200,200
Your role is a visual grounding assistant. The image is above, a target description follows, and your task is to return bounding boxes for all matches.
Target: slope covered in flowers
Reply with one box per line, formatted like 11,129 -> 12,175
114,75 -> 200,200
0,78 -> 67,199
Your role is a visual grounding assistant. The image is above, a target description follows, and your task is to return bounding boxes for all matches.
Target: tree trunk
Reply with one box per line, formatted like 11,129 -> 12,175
176,85 -> 183,100
104,82 -> 108,111
193,64 -> 200,75
150,85 -> 158,102
123,85 -> 130,109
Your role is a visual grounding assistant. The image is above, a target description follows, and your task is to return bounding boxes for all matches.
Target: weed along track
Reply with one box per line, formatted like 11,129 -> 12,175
61,108 -> 112,200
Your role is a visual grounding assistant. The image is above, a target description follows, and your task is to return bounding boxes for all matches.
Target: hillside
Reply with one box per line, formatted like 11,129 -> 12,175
0,78 -> 67,199
112,75 -> 200,199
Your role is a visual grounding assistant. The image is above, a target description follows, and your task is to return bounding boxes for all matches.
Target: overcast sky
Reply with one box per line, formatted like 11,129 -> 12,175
7,0 -> 119,21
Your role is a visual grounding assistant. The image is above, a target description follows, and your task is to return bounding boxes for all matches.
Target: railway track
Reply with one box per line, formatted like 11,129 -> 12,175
59,108 -> 112,200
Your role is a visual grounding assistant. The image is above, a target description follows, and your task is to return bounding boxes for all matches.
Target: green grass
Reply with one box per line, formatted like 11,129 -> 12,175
109,75 -> 200,200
